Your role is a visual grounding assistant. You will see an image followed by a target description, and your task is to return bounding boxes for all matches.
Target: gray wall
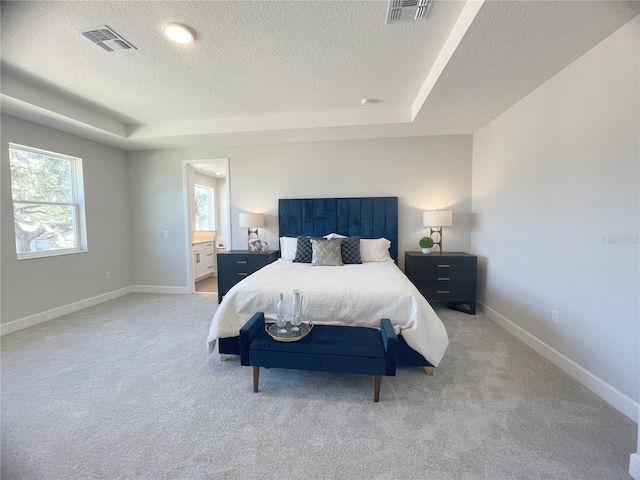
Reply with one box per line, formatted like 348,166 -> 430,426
128,134 -> 473,286
215,176 -> 229,244
471,18 -> 639,404
1,115 -> 133,324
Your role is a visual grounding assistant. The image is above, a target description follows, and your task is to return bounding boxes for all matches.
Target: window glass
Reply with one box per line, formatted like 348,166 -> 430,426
194,184 -> 215,231
10,150 -> 73,203
9,144 -> 86,258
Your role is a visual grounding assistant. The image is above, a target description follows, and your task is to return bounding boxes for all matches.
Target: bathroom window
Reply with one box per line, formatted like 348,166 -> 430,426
194,184 -> 215,230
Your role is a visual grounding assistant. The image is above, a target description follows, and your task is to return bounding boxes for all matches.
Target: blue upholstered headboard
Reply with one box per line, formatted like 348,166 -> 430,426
278,197 -> 399,263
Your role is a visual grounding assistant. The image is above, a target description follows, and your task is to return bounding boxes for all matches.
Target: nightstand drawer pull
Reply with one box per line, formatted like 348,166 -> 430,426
437,290 -> 450,294
237,272 -> 248,277
437,277 -> 450,281
236,260 -> 248,264
437,264 -> 450,268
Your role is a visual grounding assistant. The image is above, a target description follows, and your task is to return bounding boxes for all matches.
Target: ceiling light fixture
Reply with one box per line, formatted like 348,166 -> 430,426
361,98 -> 372,106
163,23 -> 194,44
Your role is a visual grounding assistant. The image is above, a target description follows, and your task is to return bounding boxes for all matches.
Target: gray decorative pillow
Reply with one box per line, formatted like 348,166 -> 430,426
293,236 -> 312,263
311,238 -> 344,266
341,236 -> 362,264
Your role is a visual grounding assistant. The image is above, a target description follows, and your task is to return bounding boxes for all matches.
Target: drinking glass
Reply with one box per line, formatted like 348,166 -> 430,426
291,312 -> 301,332
290,293 -> 303,332
276,312 -> 288,335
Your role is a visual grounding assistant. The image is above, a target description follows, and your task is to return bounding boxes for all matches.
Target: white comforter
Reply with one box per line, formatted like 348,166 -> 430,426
207,259 -> 449,367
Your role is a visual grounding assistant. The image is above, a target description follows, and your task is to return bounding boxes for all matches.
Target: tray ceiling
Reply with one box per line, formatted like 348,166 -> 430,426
1,1 -> 638,150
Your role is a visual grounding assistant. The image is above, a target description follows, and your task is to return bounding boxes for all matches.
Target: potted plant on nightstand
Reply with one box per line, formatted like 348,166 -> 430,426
419,236 -> 435,254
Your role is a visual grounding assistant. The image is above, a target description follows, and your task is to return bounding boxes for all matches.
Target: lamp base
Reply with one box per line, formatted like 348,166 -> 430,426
247,228 -> 269,253
247,228 -> 260,252
430,227 -> 443,253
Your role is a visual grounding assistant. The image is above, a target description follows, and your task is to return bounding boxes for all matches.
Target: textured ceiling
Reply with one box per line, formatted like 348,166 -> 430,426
413,0 -> 640,134
1,1 -> 638,150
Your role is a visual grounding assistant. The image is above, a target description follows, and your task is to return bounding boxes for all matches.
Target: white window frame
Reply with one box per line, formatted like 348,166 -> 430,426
9,143 -> 88,260
194,184 -> 216,231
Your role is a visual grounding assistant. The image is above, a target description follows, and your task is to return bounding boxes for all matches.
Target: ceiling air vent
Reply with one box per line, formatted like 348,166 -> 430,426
81,25 -> 137,52
386,0 -> 431,24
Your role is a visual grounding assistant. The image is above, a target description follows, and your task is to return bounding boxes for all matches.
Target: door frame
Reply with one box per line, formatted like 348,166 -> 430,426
182,158 -> 231,293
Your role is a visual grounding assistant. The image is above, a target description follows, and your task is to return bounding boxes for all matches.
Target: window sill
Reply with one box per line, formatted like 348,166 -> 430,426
17,248 -> 88,261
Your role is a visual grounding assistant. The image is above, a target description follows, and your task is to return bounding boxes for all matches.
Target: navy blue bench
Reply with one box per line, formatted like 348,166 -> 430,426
239,312 -> 398,402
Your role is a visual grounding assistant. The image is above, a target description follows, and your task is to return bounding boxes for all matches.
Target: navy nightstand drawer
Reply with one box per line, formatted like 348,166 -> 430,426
416,284 -> 475,301
217,251 -> 279,303
405,252 -> 477,315
218,254 -> 274,270
218,269 -> 250,295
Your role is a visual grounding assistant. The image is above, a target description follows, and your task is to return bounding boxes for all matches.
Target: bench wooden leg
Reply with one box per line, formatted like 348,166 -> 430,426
220,354 -> 227,362
424,366 -> 434,376
253,366 -> 260,393
374,375 -> 382,402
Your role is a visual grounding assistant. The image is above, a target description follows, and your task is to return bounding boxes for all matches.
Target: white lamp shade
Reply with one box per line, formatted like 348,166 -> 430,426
239,212 -> 265,228
423,210 -> 452,227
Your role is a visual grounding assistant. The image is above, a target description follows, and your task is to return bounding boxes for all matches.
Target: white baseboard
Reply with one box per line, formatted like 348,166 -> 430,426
478,301 -> 639,423
0,286 -> 134,336
630,453 -> 640,480
131,285 -> 190,294
0,285 -> 191,336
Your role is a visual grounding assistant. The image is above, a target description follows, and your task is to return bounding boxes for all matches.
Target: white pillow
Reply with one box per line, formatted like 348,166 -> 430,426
323,233 -> 346,239
279,236 -> 298,261
360,238 -> 393,262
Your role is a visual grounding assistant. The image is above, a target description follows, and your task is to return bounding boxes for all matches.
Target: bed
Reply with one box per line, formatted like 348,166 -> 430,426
207,196 -> 449,369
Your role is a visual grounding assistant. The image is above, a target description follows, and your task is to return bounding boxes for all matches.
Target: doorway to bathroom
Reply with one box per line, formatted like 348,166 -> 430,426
183,158 -> 231,294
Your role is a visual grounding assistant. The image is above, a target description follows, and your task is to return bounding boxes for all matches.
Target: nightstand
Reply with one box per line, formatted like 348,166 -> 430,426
217,250 -> 279,303
404,251 -> 477,315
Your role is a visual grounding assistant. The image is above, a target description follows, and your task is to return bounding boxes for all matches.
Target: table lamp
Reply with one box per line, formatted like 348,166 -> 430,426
423,210 -> 452,253
239,212 -> 265,252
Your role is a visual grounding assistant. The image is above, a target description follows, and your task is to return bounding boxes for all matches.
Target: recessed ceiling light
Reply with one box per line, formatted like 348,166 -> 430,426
215,172 -> 222,176
361,98 -> 372,106
163,23 -> 194,44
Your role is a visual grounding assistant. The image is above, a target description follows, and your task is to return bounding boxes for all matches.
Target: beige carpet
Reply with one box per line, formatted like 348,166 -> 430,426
1,293 -> 636,479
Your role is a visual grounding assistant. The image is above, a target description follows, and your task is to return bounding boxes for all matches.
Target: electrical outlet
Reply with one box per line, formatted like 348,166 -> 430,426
551,309 -> 559,325
105,271 -> 111,279
164,230 -> 169,238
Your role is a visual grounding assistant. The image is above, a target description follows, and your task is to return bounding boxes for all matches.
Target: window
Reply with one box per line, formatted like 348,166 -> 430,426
194,184 -> 215,231
9,144 -> 87,259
